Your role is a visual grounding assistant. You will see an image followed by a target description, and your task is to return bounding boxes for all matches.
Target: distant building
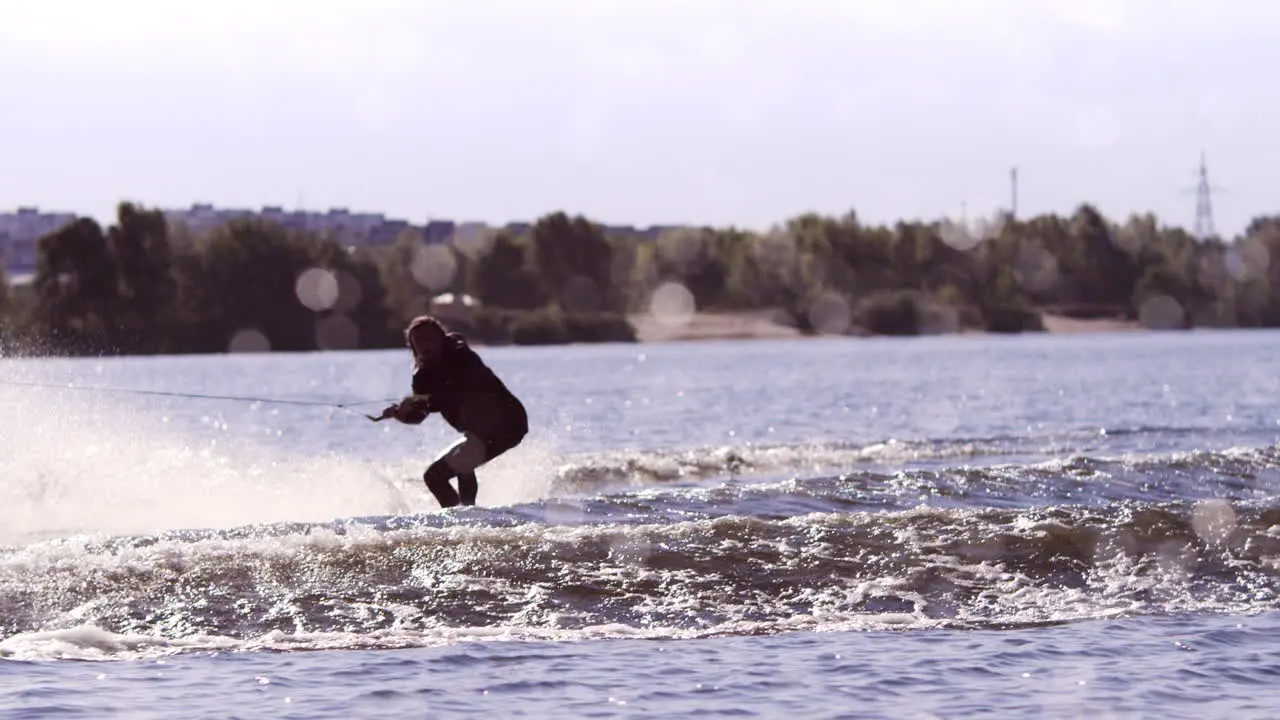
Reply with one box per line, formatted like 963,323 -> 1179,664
162,203 -> 390,243
368,219 -> 410,247
422,220 -> 456,244
0,206 -> 77,279
1,202 -> 686,280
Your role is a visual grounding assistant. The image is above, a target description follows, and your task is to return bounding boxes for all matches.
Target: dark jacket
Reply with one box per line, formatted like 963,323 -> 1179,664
411,333 -> 528,441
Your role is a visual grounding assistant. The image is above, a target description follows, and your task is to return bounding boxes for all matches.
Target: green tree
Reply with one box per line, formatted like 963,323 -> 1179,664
1066,204 -> 1139,306
0,263 -> 9,326
309,242 -> 398,349
31,218 -> 119,353
18,196 -> 1280,356
715,227 -> 768,308
634,227 -> 732,311
468,231 -> 545,309
372,229 -> 432,331
108,202 -> 177,353
179,218 -> 323,353
530,212 -> 620,312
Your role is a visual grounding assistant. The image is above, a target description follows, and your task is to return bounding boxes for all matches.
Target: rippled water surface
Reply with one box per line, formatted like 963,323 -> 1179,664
2,331 -> 1279,718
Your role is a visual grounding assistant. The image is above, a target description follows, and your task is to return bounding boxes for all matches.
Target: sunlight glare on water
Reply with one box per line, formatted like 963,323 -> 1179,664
4,334 -> 1280,718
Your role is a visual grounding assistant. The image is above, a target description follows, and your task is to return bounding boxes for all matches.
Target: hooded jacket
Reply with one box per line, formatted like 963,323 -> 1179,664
411,333 -> 528,440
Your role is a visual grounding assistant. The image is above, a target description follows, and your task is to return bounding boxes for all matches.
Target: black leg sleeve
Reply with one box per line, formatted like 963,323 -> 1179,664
457,472 -> 478,506
424,458 -> 460,508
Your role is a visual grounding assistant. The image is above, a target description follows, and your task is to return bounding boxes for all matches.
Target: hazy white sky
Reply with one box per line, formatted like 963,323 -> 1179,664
0,0 -> 1274,237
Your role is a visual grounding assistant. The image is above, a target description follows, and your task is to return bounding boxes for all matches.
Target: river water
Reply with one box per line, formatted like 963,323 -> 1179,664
1,331 -> 1279,718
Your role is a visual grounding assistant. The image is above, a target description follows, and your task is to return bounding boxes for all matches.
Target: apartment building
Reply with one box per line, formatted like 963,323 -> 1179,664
0,207 -> 77,281
2,203 -> 683,282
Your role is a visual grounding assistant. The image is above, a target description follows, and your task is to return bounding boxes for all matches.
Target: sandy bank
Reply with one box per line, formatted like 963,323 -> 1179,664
628,311 -> 804,343
1038,313 -> 1142,334
629,310 -> 1143,342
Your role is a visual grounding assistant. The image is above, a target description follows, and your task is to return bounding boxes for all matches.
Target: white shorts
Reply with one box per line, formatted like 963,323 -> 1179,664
434,432 -> 492,474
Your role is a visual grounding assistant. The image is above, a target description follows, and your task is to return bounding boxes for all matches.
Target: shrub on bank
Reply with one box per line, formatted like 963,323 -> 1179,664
854,290 -> 924,336
981,303 -> 1045,333
452,308 -> 637,346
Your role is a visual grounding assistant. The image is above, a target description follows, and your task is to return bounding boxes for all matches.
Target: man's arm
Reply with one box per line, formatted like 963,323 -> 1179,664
379,395 -> 433,424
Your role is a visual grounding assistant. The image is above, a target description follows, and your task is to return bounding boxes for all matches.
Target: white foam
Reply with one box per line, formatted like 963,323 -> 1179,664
0,380 -> 562,543
0,624 -> 237,662
1,503 -> 1274,662
0,614 -> 955,663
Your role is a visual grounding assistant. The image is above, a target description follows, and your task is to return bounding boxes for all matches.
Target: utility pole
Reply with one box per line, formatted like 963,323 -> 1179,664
1010,166 -> 1018,220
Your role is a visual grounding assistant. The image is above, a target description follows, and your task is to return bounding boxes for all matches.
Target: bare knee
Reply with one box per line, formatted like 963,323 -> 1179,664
424,460 -> 455,493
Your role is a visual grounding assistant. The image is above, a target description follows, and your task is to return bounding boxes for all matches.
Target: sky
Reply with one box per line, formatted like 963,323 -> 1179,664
0,0 -> 1275,238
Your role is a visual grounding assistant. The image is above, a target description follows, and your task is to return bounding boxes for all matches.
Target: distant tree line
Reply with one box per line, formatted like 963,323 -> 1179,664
2,200 -> 1280,356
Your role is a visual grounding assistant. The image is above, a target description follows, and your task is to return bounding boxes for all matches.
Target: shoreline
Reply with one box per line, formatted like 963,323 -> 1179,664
628,310 -> 1142,343
0,312 -> 1174,360
626,311 -> 806,343
1037,312 -> 1141,334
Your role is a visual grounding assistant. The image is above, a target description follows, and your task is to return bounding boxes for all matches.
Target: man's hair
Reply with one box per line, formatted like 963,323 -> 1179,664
404,314 -> 448,343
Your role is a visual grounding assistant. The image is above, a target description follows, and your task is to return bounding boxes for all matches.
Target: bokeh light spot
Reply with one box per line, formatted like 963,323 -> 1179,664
939,214 -> 1005,251
1196,254 -> 1229,295
607,532 -> 653,567
657,228 -> 706,273
751,229 -> 796,268
1138,294 -> 1185,330
1014,243 -> 1060,294
453,226 -> 495,261
316,314 -> 361,351
915,397 -> 962,437
807,292 -> 851,335
1226,237 -> 1271,282
411,244 -> 458,292
228,328 -> 270,353
295,268 -> 339,312
1191,499 -> 1237,546
333,270 -> 364,314
649,282 -> 696,328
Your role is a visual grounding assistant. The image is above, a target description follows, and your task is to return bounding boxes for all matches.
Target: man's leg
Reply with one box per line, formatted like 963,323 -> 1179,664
459,434 -> 522,506
423,433 -> 489,509
423,463 -> 458,507
457,472 -> 478,506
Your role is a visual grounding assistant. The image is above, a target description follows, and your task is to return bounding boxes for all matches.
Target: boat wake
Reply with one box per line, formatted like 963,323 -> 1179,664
2,436 -> 1279,661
